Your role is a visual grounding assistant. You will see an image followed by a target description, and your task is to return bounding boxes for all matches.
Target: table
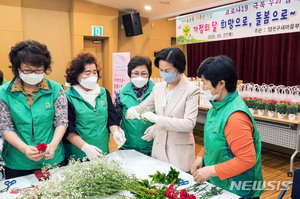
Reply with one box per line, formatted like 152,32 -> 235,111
0,150 -> 240,199
198,105 -> 300,177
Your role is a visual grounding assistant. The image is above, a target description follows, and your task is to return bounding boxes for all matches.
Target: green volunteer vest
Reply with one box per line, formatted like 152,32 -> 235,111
65,86 -> 110,160
0,77 -> 64,170
204,91 -> 264,198
119,81 -> 155,153
2,78 -> 7,85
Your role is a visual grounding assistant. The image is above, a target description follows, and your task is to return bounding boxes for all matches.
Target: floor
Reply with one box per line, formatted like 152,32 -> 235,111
109,124 -> 300,199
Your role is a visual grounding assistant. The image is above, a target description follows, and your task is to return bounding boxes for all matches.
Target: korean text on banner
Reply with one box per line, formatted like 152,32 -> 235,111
176,0 -> 300,44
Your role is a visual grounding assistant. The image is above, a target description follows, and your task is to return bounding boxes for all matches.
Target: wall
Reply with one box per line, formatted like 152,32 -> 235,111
0,0 -> 23,81
22,0 -> 72,85
0,0 -> 182,90
118,13 -> 187,78
71,0 -> 119,92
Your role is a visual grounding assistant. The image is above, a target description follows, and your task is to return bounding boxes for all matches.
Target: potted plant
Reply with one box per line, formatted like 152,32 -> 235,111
266,100 -> 277,117
276,102 -> 288,119
296,103 -> 300,119
287,104 -> 298,121
244,97 -> 257,114
256,100 -> 266,116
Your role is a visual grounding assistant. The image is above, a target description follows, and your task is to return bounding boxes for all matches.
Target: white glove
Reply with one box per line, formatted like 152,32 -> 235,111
81,143 -> 103,160
0,138 -> 3,152
141,112 -> 158,123
112,130 -> 126,148
125,106 -> 140,119
141,125 -> 157,142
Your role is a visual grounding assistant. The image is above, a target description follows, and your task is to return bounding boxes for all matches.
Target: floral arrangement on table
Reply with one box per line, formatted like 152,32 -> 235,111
16,157 -> 223,199
265,100 -> 277,117
243,97 -> 257,113
287,104 -> 298,121
256,100 -> 266,116
276,102 -> 288,119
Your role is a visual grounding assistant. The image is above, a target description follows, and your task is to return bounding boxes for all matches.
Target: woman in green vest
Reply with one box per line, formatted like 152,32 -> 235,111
114,56 -> 155,156
191,56 -> 263,198
0,70 -> 5,85
65,53 -> 126,161
0,40 -> 68,179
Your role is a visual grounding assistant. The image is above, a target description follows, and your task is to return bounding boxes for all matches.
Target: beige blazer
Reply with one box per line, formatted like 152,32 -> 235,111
139,76 -> 200,172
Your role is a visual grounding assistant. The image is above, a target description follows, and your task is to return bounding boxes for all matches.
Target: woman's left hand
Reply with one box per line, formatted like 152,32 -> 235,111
44,143 -> 57,160
193,165 -> 217,184
141,112 -> 158,123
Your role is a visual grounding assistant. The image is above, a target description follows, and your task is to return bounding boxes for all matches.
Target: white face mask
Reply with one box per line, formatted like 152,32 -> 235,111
131,76 -> 148,88
202,88 -> 221,102
79,76 -> 98,90
19,72 -> 44,85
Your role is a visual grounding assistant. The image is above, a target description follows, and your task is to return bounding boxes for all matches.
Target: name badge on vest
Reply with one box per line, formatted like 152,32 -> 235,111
45,102 -> 52,111
101,100 -> 107,107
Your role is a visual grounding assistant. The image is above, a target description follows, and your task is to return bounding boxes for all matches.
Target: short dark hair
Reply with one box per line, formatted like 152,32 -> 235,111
66,53 -> 99,85
197,55 -> 238,92
127,56 -> 152,78
9,40 -> 52,76
0,70 -> 3,86
154,47 -> 186,74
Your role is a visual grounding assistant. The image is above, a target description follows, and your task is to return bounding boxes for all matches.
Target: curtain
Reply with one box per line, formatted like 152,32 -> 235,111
187,32 -> 300,86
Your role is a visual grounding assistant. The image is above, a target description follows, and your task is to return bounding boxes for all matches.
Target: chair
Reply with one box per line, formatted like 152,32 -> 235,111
277,168 -> 300,199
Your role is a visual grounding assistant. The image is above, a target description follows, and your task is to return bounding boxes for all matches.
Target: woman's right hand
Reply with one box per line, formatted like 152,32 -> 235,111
24,145 -> 44,161
191,156 -> 203,175
125,106 -> 140,119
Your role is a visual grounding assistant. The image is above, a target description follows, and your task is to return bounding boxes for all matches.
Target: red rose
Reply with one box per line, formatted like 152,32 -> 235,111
37,143 -> 47,152
189,194 -> 196,199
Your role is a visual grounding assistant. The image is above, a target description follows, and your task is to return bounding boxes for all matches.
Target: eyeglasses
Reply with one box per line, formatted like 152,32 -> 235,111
20,69 -> 44,74
131,72 -> 149,78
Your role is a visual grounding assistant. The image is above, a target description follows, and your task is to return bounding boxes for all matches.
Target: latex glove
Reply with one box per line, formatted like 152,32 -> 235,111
81,143 -> 103,160
193,166 -> 217,184
0,138 -> 3,152
125,106 -> 140,119
141,125 -> 157,142
191,156 -> 203,175
141,112 -> 158,123
112,130 -> 126,148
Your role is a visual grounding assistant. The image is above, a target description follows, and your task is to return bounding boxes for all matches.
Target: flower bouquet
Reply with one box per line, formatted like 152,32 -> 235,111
287,104 -> 298,121
276,102 -> 288,119
266,100 -> 277,117
256,100 -> 266,116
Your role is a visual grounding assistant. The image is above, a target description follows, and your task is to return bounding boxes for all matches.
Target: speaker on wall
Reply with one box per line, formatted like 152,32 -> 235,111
122,13 -> 143,37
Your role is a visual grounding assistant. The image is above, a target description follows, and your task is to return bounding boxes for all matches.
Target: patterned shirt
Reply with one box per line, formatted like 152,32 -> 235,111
114,82 -> 149,122
0,78 -> 68,136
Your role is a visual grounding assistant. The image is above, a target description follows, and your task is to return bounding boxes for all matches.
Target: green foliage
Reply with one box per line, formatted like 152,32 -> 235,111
256,101 -> 266,110
266,100 -> 277,111
287,104 -> 298,115
244,98 -> 257,109
149,167 -> 182,185
276,103 -> 288,114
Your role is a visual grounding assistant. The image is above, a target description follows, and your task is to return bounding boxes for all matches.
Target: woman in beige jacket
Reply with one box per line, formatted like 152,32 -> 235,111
126,47 -> 200,172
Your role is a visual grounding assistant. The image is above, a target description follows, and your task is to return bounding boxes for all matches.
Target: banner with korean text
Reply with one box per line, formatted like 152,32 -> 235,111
176,0 -> 300,44
112,52 -> 130,102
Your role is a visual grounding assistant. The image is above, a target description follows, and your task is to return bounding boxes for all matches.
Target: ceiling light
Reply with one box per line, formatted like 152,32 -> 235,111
144,5 -> 152,10
159,1 -> 170,4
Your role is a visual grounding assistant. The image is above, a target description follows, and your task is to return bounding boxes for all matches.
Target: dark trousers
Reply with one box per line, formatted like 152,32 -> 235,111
5,160 -> 66,179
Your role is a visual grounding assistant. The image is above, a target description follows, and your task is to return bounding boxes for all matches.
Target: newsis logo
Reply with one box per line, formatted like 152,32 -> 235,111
230,181 -> 292,191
